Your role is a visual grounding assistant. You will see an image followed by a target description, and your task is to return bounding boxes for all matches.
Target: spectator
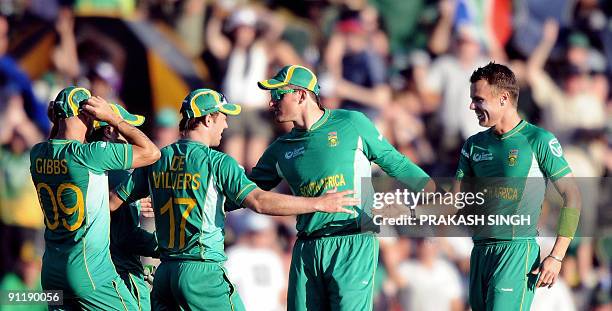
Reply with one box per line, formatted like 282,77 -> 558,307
324,9 -> 391,124
0,15 -> 50,134
205,6 -> 272,170
33,6 -> 80,106
0,242 -> 45,311
397,238 -> 464,311
152,107 -> 180,148
0,85 -> 43,276
420,23 -> 489,174
87,61 -> 123,105
226,211 -> 286,311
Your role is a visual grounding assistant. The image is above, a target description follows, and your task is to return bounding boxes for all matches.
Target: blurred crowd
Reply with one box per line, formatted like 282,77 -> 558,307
0,0 -> 611,310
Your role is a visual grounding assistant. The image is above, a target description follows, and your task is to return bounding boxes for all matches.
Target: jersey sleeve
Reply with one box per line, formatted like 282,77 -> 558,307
216,154 -> 258,206
532,131 -> 572,181
116,167 -> 149,204
350,111 -> 430,191
455,139 -> 474,180
76,141 -> 133,173
249,144 -> 283,191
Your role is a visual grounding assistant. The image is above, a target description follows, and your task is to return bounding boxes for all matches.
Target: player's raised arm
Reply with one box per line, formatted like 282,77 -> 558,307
81,96 -> 160,168
242,187 -> 359,216
532,174 -> 581,288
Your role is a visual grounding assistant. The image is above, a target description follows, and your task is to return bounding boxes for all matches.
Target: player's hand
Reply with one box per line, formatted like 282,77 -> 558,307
143,264 -> 156,286
80,96 -> 121,125
531,256 -> 562,288
139,197 -> 154,218
314,188 -> 359,214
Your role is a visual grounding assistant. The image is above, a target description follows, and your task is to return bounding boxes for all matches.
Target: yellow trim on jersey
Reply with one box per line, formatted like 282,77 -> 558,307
82,239 -> 96,290
500,121 -> 527,140
235,183 -> 257,204
123,144 -> 129,169
519,242 -> 531,311
549,166 -> 570,179
310,109 -> 330,131
112,279 -> 129,311
128,273 -> 142,311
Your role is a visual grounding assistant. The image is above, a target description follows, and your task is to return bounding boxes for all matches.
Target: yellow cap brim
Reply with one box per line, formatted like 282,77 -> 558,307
257,78 -> 288,90
219,103 -> 241,116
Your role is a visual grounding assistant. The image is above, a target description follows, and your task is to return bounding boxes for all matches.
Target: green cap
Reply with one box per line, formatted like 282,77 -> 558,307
93,103 -> 145,129
155,108 -> 179,128
257,65 -> 320,95
52,86 -> 91,119
180,89 -> 241,119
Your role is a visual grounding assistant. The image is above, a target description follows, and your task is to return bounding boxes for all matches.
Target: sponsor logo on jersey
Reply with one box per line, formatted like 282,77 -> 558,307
299,174 -> 346,197
461,148 -> 469,158
285,146 -> 305,160
472,152 -> 493,162
328,132 -> 338,147
548,138 -> 563,157
508,149 -> 519,166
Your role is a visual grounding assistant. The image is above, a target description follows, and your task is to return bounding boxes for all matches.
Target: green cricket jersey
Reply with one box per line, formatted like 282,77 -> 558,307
108,170 -> 158,275
250,109 -> 430,237
29,139 -> 133,293
116,139 -> 257,262
456,120 -> 572,240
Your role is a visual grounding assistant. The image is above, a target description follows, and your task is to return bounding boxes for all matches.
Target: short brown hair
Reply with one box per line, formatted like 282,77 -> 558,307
179,112 -> 221,132
470,62 -> 519,105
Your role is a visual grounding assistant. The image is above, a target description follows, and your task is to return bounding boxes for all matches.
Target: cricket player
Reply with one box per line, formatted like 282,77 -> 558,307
30,87 -> 160,310
87,103 -> 158,311
253,65 -> 434,310
455,62 -> 581,310
109,88 -> 359,311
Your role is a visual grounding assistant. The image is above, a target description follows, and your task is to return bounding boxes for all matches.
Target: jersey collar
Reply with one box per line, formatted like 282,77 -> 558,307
293,109 -> 330,133
177,139 -> 209,148
493,120 -> 527,140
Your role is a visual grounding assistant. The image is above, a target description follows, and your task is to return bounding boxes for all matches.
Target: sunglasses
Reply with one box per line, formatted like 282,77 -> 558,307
270,89 -> 298,103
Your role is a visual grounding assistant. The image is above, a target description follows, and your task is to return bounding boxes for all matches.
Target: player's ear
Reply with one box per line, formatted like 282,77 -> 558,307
203,114 -> 213,127
500,92 -> 508,106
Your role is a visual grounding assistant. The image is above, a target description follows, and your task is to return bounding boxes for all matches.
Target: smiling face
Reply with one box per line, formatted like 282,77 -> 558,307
469,79 -> 506,128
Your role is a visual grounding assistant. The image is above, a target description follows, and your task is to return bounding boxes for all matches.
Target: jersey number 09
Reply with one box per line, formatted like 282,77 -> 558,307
36,183 -> 85,231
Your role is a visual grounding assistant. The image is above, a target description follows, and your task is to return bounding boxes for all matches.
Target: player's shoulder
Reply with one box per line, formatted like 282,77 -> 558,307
334,109 -> 373,128
335,109 -> 366,120
519,122 -> 556,141
464,128 -> 491,145
30,141 -> 47,157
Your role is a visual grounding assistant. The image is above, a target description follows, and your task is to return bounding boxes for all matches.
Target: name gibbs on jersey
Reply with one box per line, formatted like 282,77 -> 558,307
152,156 -> 202,190
34,158 -> 68,175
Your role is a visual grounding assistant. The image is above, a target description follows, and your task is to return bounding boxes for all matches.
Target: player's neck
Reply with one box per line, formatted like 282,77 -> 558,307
182,130 -> 211,146
54,119 -> 87,143
492,112 -> 522,136
293,104 -> 324,130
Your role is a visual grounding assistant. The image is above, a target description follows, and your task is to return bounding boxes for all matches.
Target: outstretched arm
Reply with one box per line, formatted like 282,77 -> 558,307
242,188 -> 358,216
